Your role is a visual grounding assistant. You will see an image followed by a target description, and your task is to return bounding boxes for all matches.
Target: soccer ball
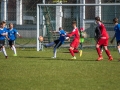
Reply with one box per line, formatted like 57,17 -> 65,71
38,36 -> 44,42
81,32 -> 87,38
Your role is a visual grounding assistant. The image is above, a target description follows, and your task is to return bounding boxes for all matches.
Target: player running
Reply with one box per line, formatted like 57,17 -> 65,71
67,21 -> 80,59
44,27 -> 66,58
6,23 -> 21,56
95,16 -> 113,61
0,22 -> 8,59
111,18 -> 120,60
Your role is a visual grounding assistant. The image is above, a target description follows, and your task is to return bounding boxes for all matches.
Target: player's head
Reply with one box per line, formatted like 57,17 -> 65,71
113,17 -> 118,24
1,21 -> 6,27
9,23 -> 13,29
72,21 -> 77,27
59,27 -> 63,31
0,22 -> 4,28
95,16 -> 101,24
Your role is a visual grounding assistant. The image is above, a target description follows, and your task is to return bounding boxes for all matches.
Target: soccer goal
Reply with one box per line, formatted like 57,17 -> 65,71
37,3 -> 120,51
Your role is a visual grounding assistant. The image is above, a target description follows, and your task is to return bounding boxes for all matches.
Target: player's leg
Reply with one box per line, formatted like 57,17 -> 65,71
79,43 -> 83,52
103,39 -> 113,60
52,40 -> 62,58
2,46 -> 8,59
69,40 -> 79,59
44,41 -> 55,48
0,40 -> 7,59
104,46 -> 113,61
79,43 -> 83,57
73,48 -> 79,53
53,40 -> 62,58
100,45 -> 103,52
69,46 -> 76,59
10,41 -> 17,56
9,41 -> 13,50
96,44 -> 103,61
96,39 -> 105,60
117,40 -> 120,55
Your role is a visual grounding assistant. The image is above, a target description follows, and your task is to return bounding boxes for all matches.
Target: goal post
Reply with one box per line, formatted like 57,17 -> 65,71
37,3 -> 120,51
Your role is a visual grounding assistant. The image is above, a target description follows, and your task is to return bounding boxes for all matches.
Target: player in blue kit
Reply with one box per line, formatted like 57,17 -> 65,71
0,22 -> 8,59
111,18 -> 120,60
6,23 -> 21,56
44,27 -> 67,58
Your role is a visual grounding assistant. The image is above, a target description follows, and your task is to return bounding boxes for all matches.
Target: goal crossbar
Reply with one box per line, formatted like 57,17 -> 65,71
37,3 -> 120,6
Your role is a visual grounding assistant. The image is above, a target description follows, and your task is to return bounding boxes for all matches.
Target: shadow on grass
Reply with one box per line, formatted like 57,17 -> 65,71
18,56 -> 118,62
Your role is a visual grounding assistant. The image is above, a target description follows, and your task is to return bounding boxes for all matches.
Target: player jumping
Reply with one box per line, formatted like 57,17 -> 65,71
0,22 -> 8,59
44,27 -> 66,58
67,21 -> 80,59
111,18 -> 120,60
6,23 -> 21,56
95,16 -> 113,61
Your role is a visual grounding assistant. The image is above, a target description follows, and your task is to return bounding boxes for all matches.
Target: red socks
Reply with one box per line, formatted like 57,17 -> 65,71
96,47 -> 112,58
73,49 -> 79,53
69,49 -> 74,56
96,47 -> 102,57
105,50 -> 111,57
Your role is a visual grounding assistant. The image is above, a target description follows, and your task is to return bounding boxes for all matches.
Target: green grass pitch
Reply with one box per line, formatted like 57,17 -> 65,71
0,48 -> 120,90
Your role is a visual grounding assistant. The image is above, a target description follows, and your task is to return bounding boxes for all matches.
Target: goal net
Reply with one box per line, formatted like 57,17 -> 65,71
37,3 -> 120,51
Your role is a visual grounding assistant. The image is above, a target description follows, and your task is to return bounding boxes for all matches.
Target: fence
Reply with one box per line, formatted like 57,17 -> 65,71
37,3 -> 120,51
0,0 -> 120,49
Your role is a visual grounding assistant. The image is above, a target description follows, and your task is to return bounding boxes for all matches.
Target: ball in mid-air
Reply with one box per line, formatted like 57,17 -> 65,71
38,36 -> 44,42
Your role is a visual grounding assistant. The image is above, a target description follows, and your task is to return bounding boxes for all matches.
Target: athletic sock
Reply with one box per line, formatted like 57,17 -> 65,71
12,46 -> 17,54
118,48 -> 120,54
2,47 -> 7,56
96,47 -> 102,57
105,50 -> 111,58
53,48 -> 57,58
69,49 -> 74,57
73,49 -> 79,53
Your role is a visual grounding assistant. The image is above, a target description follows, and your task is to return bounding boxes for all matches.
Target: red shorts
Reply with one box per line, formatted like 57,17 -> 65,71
97,39 -> 108,46
70,39 -> 79,49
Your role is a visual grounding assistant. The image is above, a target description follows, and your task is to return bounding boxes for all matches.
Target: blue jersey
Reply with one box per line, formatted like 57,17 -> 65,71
114,24 -> 120,41
58,30 -> 66,43
7,28 -> 18,41
0,28 -> 7,40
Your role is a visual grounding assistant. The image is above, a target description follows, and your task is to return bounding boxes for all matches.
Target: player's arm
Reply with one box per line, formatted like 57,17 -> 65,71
17,32 -> 22,38
1,32 -> 7,36
110,33 -> 115,44
94,26 -> 101,40
5,32 -> 9,40
66,30 -> 76,37
15,29 -> 22,38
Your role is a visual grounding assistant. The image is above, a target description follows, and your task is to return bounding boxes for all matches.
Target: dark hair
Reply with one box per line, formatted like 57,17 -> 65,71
72,21 -> 77,25
2,21 -> 6,24
9,23 -> 13,26
59,27 -> 62,30
113,17 -> 118,23
95,16 -> 101,21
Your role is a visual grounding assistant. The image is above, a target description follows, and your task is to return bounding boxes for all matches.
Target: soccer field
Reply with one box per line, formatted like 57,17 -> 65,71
0,48 -> 120,90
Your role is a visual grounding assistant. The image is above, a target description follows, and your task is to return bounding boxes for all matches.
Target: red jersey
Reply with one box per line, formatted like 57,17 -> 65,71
67,28 -> 80,41
99,23 -> 109,39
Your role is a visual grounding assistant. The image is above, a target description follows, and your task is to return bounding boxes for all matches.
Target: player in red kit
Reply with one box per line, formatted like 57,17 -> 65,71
95,16 -> 113,61
67,21 -> 80,59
